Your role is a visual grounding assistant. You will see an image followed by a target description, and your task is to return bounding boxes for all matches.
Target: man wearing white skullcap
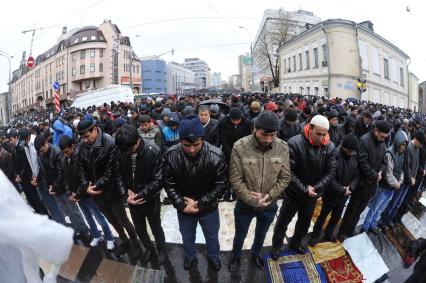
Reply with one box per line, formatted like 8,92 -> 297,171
271,114 -> 336,259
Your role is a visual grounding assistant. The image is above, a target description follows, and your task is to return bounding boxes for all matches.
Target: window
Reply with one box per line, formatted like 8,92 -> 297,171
287,58 -> 291,72
80,50 -> 86,59
90,63 -> 95,72
99,35 -> 105,41
74,38 -> 79,44
314,87 -> 319,96
61,70 -> 64,80
384,58 -> 389,79
372,46 -> 380,75
81,36 -> 87,41
99,49 -> 103,58
99,63 -> 103,72
306,87 -> 310,95
85,80 -> 90,89
322,44 -> 328,65
313,48 -> 319,68
72,68 -> 76,76
292,55 -> 296,72
298,53 -> 302,71
80,65 -> 85,74
400,67 -> 404,86
283,59 -> 287,74
90,50 -> 95,58
305,50 -> 310,69
91,35 -> 96,40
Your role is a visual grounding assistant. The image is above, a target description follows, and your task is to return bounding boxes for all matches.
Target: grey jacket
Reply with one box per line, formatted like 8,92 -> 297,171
403,141 -> 420,184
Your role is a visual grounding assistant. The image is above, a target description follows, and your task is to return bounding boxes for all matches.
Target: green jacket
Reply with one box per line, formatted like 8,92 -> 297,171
230,134 -> 291,208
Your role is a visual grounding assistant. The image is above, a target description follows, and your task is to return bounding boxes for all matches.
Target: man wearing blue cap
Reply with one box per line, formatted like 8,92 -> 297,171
163,114 -> 227,271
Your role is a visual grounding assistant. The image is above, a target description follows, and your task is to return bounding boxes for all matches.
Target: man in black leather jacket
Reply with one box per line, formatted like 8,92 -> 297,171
115,124 -> 166,264
164,114 -> 227,271
77,118 -> 141,258
34,133 -> 89,237
272,115 -> 336,259
338,120 -> 391,241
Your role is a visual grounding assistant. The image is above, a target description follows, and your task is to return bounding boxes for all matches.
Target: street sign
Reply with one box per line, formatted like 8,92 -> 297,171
27,56 -> 34,68
52,81 -> 60,91
243,55 -> 252,65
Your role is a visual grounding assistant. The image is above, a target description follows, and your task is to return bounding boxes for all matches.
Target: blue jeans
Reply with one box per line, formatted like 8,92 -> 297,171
37,185 -> 65,224
79,198 -> 113,241
54,193 -> 89,235
363,186 -> 395,231
177,209 -> 220,261
381,183 -> 410,225
232,200 -> 278,257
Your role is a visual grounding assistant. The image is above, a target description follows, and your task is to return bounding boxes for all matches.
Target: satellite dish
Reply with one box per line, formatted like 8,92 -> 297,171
406,6 -> 410,12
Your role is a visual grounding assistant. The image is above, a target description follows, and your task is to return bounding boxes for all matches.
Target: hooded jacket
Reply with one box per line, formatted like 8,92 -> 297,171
403,140 -> 420,185
285,124 -> 336,200
52,120 -> 73,147
380,130 -> 408,190
162,112 -> 180,151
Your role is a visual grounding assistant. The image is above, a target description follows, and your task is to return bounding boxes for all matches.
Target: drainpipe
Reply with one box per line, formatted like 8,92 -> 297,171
353,23 -> 362,101
407,57 -> 411,110
320,23 -> 331,98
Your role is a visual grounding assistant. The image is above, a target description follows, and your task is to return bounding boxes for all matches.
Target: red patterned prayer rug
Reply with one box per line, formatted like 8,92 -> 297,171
320,254 -> 363,283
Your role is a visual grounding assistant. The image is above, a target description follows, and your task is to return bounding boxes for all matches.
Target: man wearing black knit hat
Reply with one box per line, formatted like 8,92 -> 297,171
310,134 -> 359,246
338,120 -> 391,241
164,114 -> 227,271
228,112 -> 290,270
327,110 -> 342,146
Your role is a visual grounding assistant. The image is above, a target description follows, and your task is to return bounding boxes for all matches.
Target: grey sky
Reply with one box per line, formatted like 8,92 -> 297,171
0,0 -> 424,93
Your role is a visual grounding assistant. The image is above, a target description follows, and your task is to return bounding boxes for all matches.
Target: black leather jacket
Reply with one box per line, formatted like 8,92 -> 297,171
203,118 -> 220,147
62,144 -> 85,199
78,128 -> 125,205
118,138 -> 163,202
286,132 -> 336,200
323,146 -> 359,206
37,144 -> 65,194
164,142 -> 227,215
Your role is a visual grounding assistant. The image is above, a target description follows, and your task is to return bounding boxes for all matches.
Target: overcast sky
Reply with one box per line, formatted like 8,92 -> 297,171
0,0 -> 424,92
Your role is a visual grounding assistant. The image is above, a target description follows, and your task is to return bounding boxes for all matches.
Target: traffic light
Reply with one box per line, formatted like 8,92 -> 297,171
358,78 -> 367,93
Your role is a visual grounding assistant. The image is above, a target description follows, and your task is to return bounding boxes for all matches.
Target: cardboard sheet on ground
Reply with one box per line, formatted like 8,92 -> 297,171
402,212 -> 426,239
342,232 -> 389,283
420,197 -> 426,207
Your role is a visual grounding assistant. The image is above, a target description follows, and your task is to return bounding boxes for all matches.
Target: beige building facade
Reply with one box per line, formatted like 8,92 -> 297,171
279,19 -> 418,110
10,20 -> 141,113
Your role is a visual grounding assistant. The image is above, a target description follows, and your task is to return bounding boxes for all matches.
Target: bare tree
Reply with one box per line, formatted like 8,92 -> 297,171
254,9 -> 292,88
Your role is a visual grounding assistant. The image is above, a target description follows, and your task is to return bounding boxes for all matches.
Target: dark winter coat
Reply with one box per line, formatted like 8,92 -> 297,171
323,146 -> 359,206
163,142 -> 227,216
37,144 -> 65,194
203,118 -> 220,147
278,119 -> 301,142
218,116 -> 252,162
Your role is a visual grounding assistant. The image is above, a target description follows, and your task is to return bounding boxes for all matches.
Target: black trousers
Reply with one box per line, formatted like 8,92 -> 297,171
129,199 -> 166,253
22,182 -> 49,216
311,201 -> 345,239
98,201 -> 138,242
272,194 -> 316,248
338,190 -> 372,237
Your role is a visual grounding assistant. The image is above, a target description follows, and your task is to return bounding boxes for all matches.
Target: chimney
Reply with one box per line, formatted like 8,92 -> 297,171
62,26 -> 67,35
359,21 -> 374,32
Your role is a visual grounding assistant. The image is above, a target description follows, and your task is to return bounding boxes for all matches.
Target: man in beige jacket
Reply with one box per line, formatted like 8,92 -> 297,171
228,112 -> 291,271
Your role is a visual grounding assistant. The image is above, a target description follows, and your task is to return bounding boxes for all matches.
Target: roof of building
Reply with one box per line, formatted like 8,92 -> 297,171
277,19 -> 409,59
11,24 -> 110,83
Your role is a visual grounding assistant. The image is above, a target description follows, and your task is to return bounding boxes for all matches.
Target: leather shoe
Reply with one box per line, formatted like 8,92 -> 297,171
289,243 -> 307,254
228,255 -> 241,271
271,247 -> 281,261
369,227 -> 381,235
183,258 -> 198,270
309,236 -> 320,247
208,258 -> 221,271
251,254 -> 264,269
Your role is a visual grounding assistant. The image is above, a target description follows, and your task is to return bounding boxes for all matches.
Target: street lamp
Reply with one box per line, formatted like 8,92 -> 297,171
239,26 -> 254,92
0,50 -> 12,124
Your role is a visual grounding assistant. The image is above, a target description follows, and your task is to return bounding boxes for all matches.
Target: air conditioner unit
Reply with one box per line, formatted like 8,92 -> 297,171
322,61 -> 328,67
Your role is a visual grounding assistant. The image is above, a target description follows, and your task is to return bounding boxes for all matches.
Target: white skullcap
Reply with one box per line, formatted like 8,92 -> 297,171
310,115 -> 330,130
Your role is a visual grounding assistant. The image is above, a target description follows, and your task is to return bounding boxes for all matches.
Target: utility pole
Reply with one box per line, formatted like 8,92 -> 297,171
22,27 -> 43,56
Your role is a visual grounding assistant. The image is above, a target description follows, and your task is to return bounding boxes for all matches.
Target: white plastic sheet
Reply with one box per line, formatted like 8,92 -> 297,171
0,170 -> 74,283
343,232 -> 389,283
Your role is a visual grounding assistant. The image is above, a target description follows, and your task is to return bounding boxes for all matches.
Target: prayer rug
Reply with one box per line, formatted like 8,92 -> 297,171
308,242 -> 346,264
263,250 -> 327,283
384,224 -> 416,258
320,254 -> 363,283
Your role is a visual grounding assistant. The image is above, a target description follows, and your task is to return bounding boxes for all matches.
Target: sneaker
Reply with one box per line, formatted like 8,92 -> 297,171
106,240 -> 115,250
90,236 -> 104,247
